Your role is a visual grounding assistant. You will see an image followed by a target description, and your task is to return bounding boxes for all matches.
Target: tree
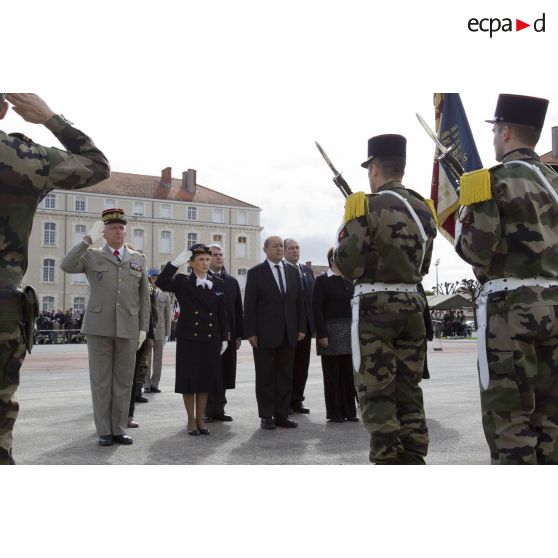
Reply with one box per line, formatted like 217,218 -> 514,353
456,278 -> 482,329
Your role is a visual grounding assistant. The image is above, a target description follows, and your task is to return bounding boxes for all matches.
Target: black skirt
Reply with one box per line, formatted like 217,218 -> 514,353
175,339 -> 221,394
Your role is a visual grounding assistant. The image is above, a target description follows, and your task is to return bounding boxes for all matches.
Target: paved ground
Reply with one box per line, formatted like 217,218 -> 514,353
13,338 -> 488,465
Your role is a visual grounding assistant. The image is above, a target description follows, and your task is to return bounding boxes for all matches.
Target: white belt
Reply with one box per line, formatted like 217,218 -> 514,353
477,277 -> 558,390
351,282 -> 418,372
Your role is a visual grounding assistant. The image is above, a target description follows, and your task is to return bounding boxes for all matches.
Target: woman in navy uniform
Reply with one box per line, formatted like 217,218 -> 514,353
157,244 -> 229,436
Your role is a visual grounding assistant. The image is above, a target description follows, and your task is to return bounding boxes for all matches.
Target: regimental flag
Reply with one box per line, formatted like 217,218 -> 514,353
430,93 -> 483,242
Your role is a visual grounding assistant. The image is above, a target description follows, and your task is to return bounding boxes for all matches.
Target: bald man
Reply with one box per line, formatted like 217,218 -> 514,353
244,236 -> 307,429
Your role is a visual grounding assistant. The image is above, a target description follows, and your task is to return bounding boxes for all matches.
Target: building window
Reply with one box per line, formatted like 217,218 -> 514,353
42,296 -> 55,312
44,193 -> 56,209
236,236 -> 247,258
160,204 -> 171,219
104,198 -> 116,209
73,297 -> 86,313
133,202 -> 144,216
160,230 -> 171,254
213,234 -> 223,243
187,206 -> 197,221
72,273 -> 87,284
74,224 -> 87,244
133,229 -> 144,251
43,259 -> 55,282
43,223 -> 56,246
237,211 -> 247,225
75,196 -> 86,212
186,232 -> 198,249
212,208 -> 224,223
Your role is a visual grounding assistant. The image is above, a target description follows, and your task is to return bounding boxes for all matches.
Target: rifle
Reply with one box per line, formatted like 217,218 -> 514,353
315,141 -> 353,198
416,113 -> 465,190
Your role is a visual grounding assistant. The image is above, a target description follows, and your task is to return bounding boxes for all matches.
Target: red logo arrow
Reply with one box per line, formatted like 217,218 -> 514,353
516,19 -> 530,31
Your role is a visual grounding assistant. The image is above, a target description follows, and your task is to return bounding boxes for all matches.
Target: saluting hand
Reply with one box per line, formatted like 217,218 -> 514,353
85,220 -> 104,245
171,247 -> 190,267
6,93 -> 56,124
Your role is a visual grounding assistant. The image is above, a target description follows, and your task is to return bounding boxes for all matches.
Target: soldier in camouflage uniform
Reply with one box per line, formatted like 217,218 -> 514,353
334,134 -> 437,464
455,94 -> 558,465
0,93 -> 110,464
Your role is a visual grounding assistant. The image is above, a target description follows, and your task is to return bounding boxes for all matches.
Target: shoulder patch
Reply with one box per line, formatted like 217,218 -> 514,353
459,168 -> 492,206
343,191 -> 368,224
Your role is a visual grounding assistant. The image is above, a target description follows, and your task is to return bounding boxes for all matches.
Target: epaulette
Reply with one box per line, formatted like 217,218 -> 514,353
343,191 -> 369,224
9,132 -> 33,143
459,168 -> 492,206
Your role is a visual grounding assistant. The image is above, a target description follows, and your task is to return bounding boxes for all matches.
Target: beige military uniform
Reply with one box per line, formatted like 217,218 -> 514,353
60,242 -> 150,436
145,288 -> 172,390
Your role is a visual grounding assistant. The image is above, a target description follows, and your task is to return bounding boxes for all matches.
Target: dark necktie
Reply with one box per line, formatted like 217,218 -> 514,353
114,249 -> 121,263
274,264 -> 286,296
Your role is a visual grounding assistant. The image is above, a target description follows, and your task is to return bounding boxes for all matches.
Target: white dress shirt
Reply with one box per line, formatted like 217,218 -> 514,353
267,259 -> 287,294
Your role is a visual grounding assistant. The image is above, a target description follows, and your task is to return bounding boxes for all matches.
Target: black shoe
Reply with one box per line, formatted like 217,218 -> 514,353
291,405 -> 310,414
112,434 -> 133,445
189,429 -> 200,436
328,418 -> 344,423
203,415 -> 215,423
150,387 -> 161,393
261,418 -> 276,430
198,427 -> 210,435
214,414 -> 233,422
135,395 -> 149,403
275,418 -> 298,428
144,387 -> 151,393
98,435 -> 114,446
346,417 -> 360,422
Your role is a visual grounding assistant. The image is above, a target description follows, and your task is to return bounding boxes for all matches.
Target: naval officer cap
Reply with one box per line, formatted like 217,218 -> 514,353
101,208 -> 127,225
148,268 -> 161,277
486,94 -> 549,131
361,134 -> 407,168
189,243 -> 212,258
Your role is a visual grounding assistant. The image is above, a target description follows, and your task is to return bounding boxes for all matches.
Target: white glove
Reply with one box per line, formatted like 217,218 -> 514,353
171,247 -> 190,267
87,220 -> 104,245
220,341 -> 228,355
137,330 -> 147,350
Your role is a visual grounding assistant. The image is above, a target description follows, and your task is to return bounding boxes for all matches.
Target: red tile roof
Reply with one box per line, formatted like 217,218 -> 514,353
82,171 -> 259,209
541,150 -> 558,165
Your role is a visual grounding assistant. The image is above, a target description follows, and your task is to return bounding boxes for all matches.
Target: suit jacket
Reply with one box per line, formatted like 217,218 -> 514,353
209,268 -> 244,341
287,261 -> 315,335
152,287 -> 172,340
244,260 -> 306,348
156,263 -> 229,343
60,241 -> 150,339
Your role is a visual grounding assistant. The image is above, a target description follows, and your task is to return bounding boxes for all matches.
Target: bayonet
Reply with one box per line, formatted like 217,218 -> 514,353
315,141 -> 353,198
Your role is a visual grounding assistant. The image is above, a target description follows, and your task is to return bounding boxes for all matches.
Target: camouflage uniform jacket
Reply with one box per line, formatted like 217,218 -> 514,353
335,182 -> 437,285
0,115 -> 110,320
456,149 -> 558,289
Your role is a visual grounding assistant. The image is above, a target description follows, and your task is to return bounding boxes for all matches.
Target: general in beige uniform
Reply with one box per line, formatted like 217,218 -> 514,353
60,209 -> 149,444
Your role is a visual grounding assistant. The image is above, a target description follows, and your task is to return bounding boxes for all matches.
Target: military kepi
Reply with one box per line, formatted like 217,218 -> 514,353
101,208 -> 127,225
361,134 -> 407,168
486,94 -> 549,131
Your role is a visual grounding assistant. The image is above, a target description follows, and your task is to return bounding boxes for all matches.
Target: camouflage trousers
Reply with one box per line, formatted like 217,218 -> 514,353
0,321 -> 26,465
480,293 -> 558,465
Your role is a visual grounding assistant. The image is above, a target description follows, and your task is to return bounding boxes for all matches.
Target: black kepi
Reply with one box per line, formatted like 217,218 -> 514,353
361,134 -> 407,168
485,94 -> 548,131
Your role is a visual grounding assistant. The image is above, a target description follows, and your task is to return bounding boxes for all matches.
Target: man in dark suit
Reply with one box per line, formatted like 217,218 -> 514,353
205,243 -> 244,422
284,238 -> 315,414
244,236 -> 306,429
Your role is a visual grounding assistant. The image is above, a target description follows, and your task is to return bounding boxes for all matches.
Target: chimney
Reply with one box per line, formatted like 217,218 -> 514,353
182,169 -> 197,193
552,127 -> 558,159
160,167 -> 172,189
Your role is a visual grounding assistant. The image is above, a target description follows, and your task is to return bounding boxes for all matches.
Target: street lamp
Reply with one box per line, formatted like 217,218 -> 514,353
435,259 -> 440,294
